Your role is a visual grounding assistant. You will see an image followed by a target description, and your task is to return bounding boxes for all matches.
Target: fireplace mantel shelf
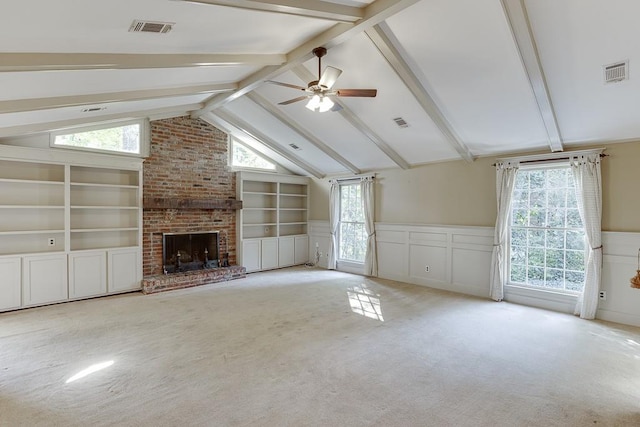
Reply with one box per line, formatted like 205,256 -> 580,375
144,197 -> 242,210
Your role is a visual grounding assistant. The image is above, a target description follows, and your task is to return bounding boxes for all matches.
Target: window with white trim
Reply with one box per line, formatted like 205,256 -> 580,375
51,120 -> 145,156
338,182 -> 366,263
508,165 -> 586,292
230,139 -> 276,171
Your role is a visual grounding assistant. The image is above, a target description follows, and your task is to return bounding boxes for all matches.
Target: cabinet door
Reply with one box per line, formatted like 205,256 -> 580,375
22,254 -> 68,306
294,235 -> 309,265
278,237 -> 295,267
0,257 -> 21,310
242,240 -> 261,272
69,251 -> 107,299
261,239 -> 279,270
108,248 -> 141,293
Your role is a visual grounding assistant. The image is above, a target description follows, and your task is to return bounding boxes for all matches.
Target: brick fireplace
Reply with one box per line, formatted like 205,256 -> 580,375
142,116 -> 245,293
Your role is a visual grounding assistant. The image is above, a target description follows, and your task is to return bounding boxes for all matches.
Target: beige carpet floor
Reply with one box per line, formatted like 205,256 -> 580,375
1,267 -> 640,426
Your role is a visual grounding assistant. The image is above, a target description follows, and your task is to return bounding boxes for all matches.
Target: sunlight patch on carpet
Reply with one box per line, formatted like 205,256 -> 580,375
347,284 -> 384,321
66,360 -> 114,384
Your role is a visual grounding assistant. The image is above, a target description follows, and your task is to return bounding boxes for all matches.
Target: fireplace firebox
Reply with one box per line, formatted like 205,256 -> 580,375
162,231 -> 221,274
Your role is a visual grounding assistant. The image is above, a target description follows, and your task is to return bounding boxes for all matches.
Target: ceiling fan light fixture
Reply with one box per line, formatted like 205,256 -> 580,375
305,94 -> 321,111
318,97 -> 334,113
306,94 -> 334,113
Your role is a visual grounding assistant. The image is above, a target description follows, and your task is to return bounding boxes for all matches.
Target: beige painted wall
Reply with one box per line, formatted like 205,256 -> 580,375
309,140 -> 640,232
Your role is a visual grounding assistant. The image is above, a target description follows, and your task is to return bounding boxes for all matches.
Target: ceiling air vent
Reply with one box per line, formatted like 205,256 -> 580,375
393,117 -> 409,128
81,107 -> 107,113
288,143 -> 301,151
129,20 -> 174,34
604,61 -> 628,84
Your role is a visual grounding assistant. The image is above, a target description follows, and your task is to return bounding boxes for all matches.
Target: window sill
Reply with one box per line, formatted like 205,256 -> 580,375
504,284 -> 578,314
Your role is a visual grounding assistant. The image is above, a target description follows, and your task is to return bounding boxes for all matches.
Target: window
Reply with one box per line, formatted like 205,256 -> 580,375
509,166 -> 585,293
230,139 -> 276,171
339,183 -> 367,262
51,120 -> 145,155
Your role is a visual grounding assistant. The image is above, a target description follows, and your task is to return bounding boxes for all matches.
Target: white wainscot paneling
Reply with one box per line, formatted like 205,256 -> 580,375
376,223 -> 494,298
377,241 -> 407,279
409,244 -> 447,282
597,231 -> 640,326
451,248 -> 491,293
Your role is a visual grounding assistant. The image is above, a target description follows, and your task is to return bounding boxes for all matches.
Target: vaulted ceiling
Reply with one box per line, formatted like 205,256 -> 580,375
2,0 -> 640,177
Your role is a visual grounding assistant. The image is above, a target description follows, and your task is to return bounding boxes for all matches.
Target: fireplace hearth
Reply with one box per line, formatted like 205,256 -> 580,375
163,231 -> 222,274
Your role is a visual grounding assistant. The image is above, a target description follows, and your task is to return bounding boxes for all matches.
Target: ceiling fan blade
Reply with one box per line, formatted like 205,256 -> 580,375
336,89 -> 377,97
330,102 -> 343,112
278,95 -> 309,105
319,66 -> 342,89
267,80 -> 307,91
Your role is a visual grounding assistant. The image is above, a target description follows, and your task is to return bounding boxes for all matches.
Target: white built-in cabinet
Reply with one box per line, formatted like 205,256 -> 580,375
237,172 -> 310,272
0,145 -> 143,312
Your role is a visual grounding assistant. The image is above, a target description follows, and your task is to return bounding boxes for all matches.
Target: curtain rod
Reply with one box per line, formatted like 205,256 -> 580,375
331,174 -> 375,183
491,152 -> 608,167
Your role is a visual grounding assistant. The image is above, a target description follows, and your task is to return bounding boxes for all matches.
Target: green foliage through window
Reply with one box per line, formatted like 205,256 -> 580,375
339,183 -> 366,262
231,141 -> 276,170
509,167 -> 586,292
53,123 -> 140,154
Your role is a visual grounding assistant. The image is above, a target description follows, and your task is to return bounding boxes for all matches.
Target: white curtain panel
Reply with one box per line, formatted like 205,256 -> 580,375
361,177 -> 377,277
328,180 -> 340,270
489,161 -> 519,301
571,153 -> 602,319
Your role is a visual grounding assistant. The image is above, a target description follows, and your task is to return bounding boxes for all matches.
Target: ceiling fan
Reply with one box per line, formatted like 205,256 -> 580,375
268,47 -> 377,113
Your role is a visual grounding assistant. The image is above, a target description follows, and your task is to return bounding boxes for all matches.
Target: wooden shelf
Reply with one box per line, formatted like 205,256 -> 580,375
0,205 -> 65,209
71,182 -> 139,189
0,229 -> 65,235
71,228 -> 139,233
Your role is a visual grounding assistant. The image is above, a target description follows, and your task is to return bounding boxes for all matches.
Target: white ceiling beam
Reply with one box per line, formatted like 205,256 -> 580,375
0,83 -> 237,114
0,53 -> 285,72
0,104 -> 203,138
181,0 -> 364,22
365,23 -> 475,163
291,65 -> 410,170
192,0 -> 421,116
213,109 -> 325,178
500,0 -> 563,152
246,92 -> 361,174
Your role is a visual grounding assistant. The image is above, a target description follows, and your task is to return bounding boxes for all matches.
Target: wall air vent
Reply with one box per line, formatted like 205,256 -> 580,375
129,20 -> 174,34
393,117 -> 409,128
288,143 -> 301,151
604,61 -> 628,83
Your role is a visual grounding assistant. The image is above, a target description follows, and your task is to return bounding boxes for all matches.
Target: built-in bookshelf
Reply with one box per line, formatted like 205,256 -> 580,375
70,166 -> 140,251
237,172 -> 309,272
0,146 -> 143,311
0,160 -> 66,255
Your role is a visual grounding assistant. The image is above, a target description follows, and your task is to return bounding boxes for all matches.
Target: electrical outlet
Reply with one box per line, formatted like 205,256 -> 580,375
425,265 -> 430,273
599,290 -> 607,300
48,238 -> 55,246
